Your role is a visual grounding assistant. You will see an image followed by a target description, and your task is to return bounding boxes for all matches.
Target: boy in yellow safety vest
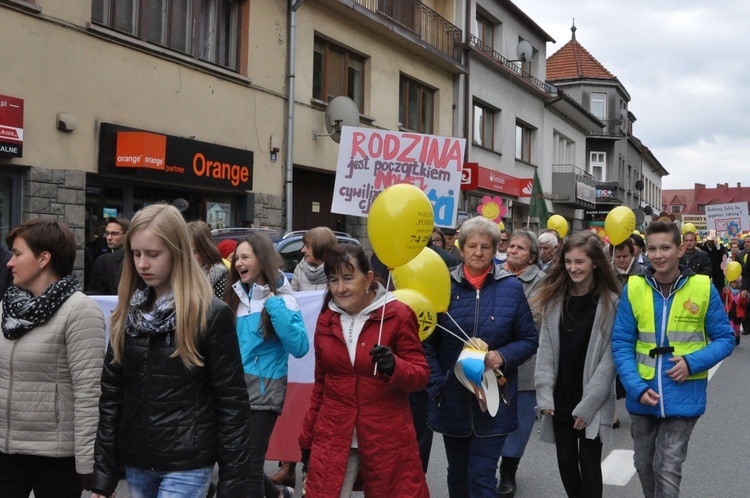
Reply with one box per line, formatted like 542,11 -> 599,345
611,220 -> 734,498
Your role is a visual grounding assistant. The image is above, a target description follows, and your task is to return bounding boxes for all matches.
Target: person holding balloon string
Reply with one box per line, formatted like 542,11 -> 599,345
722,262 -> 747,346
298,243 -> 430,497
423,216 -> 538,498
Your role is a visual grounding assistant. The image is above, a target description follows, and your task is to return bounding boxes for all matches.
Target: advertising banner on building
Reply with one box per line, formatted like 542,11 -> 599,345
331,126 -> 465,228
0,94 -> 23,157
98,123 -> 253,191
705,202 -> 749,238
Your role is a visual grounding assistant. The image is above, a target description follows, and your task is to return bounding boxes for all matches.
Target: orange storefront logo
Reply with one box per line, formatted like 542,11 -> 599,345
115,131 -> 167,170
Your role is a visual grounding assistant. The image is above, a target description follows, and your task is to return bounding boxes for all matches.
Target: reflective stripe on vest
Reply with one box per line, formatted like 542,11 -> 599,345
627,275 -> 710,381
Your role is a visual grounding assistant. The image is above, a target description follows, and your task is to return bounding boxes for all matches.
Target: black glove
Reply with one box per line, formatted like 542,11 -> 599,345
369,344 -> 395,376
78,473 -> 92,491
300,448 -> 311,471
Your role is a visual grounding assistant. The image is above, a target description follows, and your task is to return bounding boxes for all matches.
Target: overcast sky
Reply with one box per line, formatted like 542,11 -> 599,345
516,0 -> 750,190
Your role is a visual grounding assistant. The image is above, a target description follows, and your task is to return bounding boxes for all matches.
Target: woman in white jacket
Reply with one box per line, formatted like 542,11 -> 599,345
0,219 -> 105,498
532,232 -> 620,498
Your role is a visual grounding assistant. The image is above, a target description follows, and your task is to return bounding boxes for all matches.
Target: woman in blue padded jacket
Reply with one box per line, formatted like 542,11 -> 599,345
226,232 -> 309,498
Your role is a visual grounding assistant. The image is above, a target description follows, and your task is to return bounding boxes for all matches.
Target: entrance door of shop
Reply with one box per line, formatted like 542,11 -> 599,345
292,167 -> 345,231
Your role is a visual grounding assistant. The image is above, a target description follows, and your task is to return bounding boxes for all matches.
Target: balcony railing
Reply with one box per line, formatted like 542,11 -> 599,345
469,35 -> 552,94
353,0 -> 462,62
552,164 -> 595,186
589,119 -> 626,138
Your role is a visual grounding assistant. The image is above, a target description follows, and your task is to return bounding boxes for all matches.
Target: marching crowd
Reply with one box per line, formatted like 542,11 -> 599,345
0,207 -> 737,498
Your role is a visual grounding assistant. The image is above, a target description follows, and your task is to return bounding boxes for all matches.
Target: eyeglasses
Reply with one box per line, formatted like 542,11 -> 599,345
499,238 -> 510,243
104,231 -> 122,237
431,238 -> 443,244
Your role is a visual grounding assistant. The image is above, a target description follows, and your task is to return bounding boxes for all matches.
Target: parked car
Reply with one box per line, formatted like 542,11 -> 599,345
275,231 -> 360,274
211,227 -> 283,244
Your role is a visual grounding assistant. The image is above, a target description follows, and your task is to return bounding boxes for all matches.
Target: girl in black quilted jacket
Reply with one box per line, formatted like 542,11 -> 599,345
90,204 -> 253,498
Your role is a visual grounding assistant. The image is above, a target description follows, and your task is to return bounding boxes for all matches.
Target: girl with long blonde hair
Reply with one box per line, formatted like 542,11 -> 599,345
91,204 -> 252,498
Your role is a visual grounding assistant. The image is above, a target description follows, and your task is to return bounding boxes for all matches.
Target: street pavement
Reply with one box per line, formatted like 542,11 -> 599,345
92,339 -> 748,497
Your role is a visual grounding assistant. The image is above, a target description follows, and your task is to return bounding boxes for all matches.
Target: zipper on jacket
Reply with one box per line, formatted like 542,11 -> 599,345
5,341 -> 17,453
467,287 -> 482,432
256,355 -> 266,395
656,284 -> 676,418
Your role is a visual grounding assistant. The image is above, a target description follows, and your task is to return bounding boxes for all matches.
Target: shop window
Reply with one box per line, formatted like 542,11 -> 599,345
313,38 -> 365,111
91,0 -> 242,70
399,75 -> 434,134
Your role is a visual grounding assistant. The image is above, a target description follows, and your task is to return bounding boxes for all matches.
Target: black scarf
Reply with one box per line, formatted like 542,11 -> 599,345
125,287 -> 176,337
1,274 -> 81,340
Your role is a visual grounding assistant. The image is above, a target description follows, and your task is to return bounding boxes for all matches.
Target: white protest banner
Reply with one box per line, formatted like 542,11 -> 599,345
331,126 -> 466,228
705,202 -> 749,238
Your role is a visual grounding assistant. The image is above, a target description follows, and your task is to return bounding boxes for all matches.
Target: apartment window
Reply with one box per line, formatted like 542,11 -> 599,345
476,13 -> 493,49
591,92 -> 607,120
313,38 -> 365,111
515,122 -> 533,163
590,151 -> 606,181
399,76 -> 434,134
473,102 -> 495,149
91,0 -> 242,70
671,205 -> 683,213
553,131 -> 575,164
698,204 -> 705,212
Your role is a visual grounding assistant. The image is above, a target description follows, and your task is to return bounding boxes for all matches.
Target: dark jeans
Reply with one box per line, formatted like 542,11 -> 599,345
552,417 -> 603,498
443,433 -> 507,498
630,414 -> 698,498
248,409 -> 282,498
409,390 -> 433,473
0,452 -> 82,498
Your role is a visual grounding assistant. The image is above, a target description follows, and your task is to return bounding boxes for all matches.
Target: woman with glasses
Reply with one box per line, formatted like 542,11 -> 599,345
532,232 -> 620,498
431,227 -> 446,249
424,216 -> 538,498
494,230 -> 511,265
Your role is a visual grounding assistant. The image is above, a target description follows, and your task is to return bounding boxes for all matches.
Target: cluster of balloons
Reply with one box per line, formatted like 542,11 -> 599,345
545,208 -> 636,246
368,184 -> 450,341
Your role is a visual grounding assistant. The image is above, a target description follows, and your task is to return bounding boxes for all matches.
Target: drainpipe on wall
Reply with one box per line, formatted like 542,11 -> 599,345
285,1 -> 304,233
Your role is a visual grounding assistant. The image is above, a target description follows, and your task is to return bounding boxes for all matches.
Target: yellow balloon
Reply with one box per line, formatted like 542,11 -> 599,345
392,247 -> 451,312
547,214 -> 568,238
726,261 -> 742,282
604,207 -> 636,246
682,222 -> 696,235
497,221 -> 505,231
368,184 -> 434,269
392,289 -> 437,341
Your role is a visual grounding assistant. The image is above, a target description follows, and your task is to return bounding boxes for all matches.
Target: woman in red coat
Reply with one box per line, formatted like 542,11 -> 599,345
299,244 -> 430,497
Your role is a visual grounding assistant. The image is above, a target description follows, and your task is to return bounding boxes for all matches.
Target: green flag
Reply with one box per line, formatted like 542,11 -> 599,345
529,169 -> 549,227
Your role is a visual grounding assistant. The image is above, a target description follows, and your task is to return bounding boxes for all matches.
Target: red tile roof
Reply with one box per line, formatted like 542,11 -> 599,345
663,184 -> 750,214
547,39 -> 616,81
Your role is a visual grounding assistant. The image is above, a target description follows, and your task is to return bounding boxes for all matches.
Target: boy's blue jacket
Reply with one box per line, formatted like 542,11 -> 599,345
612,266 -> 734,418
232,272 -> 309,413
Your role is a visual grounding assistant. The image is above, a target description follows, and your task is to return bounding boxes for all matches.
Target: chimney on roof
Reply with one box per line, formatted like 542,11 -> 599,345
571,19 -> 577,41
738,182 -> 742,188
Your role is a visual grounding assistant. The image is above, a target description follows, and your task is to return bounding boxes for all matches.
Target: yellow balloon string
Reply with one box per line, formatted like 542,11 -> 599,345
374,271 -> 392,375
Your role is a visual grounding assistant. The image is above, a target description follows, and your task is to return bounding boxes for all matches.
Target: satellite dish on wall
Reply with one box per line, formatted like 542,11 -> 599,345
643,205 -> 654,216
172,198 -> 189,212
315,96 -> 360,143
634,208 -> 645,226
516,40 -> 533,63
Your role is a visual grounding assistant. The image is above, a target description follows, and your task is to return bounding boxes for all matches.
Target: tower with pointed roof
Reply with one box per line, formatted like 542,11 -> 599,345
546,22 -> 667,224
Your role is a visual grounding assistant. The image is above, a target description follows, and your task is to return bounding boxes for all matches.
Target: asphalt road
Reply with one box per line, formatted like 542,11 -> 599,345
91,339 -> 748,498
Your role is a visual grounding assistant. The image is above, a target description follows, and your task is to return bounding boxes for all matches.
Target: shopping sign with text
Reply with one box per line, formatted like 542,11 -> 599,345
331,126 -> 466,228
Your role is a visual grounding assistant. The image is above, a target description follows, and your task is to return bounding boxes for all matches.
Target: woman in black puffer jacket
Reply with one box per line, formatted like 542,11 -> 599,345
90,204 -> 252,498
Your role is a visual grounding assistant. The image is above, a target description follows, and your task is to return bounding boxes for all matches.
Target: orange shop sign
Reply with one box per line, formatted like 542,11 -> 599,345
99,123 -> 253,191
